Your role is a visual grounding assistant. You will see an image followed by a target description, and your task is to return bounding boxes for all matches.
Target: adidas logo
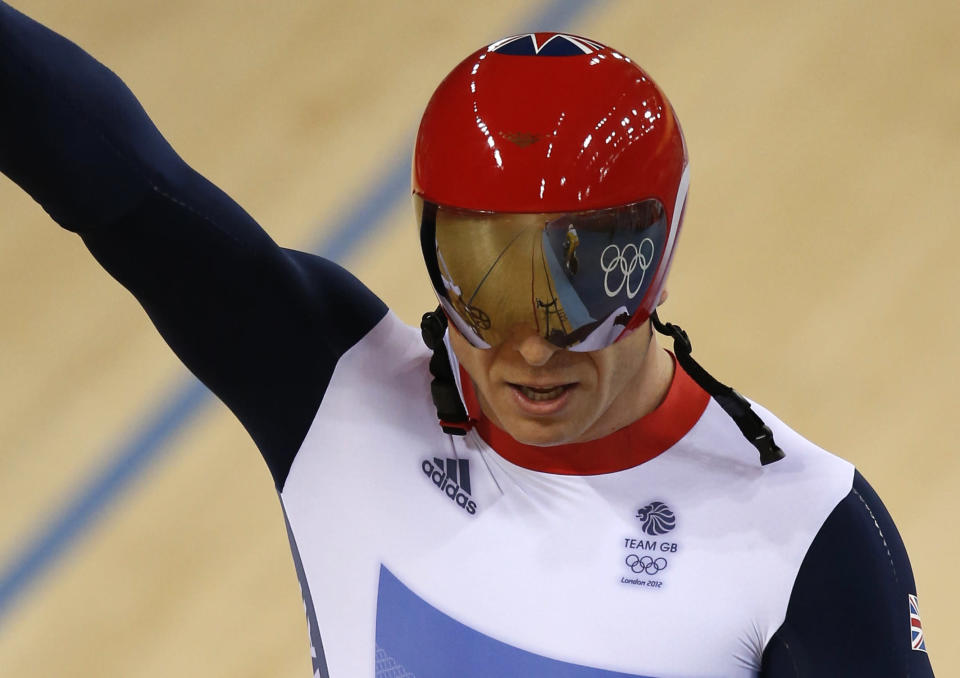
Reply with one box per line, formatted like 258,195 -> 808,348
421,458 -> 477,515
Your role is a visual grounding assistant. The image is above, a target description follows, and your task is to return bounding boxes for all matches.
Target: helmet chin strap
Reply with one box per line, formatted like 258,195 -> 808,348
421,307 -> 473,435
421,306 -> 785,466
650,310 -> 785,466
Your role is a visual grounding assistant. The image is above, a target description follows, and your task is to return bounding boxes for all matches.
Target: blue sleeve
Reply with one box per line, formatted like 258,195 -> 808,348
0,2 -> 388,489
760,470 -> 935,677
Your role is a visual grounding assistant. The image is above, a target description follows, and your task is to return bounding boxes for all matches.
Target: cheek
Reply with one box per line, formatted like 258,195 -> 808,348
590,361 -> 617,403
450,331 -> 490,377
455,344 -> 508,412
592,344 -> 642,398
477,346 -> 512,385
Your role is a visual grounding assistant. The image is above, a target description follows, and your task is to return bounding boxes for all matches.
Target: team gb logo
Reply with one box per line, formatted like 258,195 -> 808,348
635,501 -> 676,535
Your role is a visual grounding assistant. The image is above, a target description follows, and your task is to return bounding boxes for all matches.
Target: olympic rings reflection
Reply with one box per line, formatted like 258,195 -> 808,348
600,239 -> 655,299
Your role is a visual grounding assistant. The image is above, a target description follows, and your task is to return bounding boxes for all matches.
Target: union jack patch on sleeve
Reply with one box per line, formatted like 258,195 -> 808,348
908,594 -> 927,652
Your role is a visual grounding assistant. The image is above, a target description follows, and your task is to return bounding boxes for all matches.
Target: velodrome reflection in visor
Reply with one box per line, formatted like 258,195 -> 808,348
427,199 -> 667,351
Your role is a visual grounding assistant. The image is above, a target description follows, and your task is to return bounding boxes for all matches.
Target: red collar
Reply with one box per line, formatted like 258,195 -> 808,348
459,355 -> 710,475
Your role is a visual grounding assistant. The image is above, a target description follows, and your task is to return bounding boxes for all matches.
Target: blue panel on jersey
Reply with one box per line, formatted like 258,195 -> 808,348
375,565 -> 655,678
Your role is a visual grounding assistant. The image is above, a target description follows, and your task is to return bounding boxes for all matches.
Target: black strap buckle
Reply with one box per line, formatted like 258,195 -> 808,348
651,311 -> 784,466
421,308 -> 473,436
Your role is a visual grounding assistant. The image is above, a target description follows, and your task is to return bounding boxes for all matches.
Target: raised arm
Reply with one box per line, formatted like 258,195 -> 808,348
0,1 -> 388,489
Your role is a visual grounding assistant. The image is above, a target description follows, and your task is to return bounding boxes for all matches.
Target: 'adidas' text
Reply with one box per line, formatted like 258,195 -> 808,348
422,458 -> 477,515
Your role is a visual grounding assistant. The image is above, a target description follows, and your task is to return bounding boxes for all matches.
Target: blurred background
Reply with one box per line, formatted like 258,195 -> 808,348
0,0 -> 957,675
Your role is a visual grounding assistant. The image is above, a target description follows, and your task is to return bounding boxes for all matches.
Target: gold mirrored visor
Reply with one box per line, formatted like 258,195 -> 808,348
418,197 -> 669,351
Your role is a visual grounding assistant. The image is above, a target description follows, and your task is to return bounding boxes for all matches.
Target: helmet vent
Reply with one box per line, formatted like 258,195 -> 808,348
499,131 -> 544,147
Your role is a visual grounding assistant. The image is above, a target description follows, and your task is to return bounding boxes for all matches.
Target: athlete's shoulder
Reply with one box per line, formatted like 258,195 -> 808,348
629,394 -> 865,670
333,310 -> 431,382
698,400 -> 935,675
281,311 -> 441,487
754,399 -> 853,482
760,467 -> 934,675
303,310 -> 434,429
683,395 -> 855,500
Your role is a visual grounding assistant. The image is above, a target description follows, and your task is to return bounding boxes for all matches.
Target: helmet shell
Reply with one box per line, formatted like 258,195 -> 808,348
414,33 -> 690,335
413,32 -> 688,215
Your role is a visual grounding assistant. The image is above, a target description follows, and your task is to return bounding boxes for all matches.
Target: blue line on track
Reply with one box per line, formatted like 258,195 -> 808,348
0,0 -> 600,623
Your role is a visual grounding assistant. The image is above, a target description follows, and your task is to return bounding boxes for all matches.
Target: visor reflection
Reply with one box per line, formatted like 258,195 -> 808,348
422,199 -> 667,351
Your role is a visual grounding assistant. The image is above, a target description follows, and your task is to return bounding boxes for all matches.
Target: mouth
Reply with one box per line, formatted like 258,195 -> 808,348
507,382 -> 577,415
513,384 -> 569,401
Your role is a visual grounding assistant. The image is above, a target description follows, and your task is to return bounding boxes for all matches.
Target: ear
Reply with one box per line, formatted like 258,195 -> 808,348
657,288 -> 669,306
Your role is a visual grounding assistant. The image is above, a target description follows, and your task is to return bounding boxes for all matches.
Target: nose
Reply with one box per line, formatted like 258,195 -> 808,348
514,332 -> 561,367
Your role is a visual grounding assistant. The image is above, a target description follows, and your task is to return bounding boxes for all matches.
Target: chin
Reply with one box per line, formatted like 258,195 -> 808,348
502,416 -> 583,447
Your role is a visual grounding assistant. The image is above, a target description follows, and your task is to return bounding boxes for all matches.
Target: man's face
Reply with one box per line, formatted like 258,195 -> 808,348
450,320 -> 662,446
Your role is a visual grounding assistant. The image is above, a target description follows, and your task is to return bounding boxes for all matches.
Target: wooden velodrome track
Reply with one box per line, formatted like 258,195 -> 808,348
1,0 -> 957,675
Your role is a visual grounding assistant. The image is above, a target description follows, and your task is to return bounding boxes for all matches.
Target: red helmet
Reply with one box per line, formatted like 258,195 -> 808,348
415,32 -> 689,351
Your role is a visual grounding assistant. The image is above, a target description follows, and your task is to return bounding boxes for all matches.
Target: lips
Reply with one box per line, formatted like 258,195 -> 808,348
516,384 -> 568,401
508,381 -> 576,415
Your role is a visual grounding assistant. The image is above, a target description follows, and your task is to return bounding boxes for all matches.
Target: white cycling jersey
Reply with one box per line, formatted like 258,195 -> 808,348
282,312 -> 850,678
